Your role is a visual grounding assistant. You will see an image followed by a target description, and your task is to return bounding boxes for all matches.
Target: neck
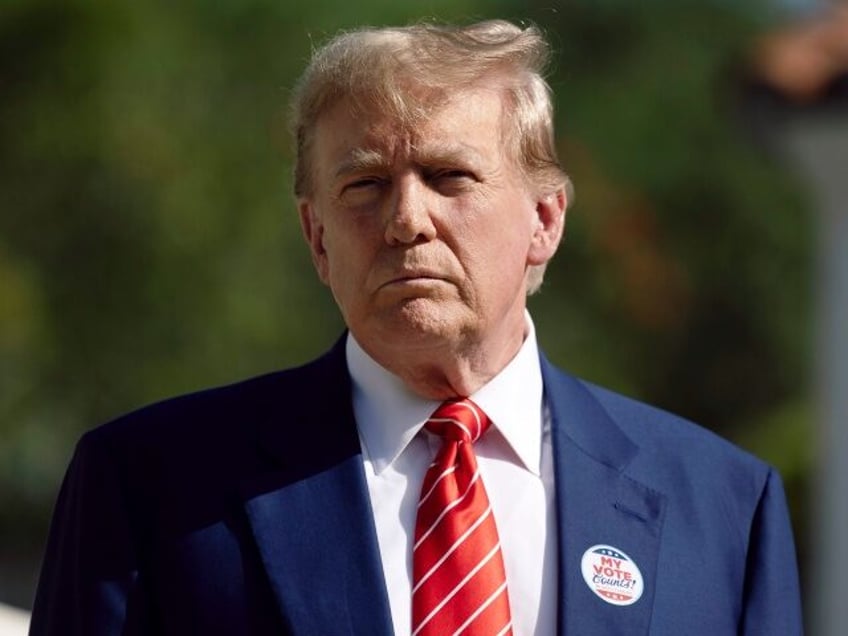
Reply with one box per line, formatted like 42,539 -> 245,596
358,318 -> 528,401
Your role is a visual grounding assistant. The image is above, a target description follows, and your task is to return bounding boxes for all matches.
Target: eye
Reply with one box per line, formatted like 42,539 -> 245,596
339,176 -> 385,197
338,176 -> 386,206
429,168 -> 478,195
343,177 -> 383,192
435,169 -> 474,181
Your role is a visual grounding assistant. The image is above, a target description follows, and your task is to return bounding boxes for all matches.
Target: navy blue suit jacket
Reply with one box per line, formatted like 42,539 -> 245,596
31,338 -> 803,635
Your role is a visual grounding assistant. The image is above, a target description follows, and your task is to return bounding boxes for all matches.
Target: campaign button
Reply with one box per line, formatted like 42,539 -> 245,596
580,544 -> 644,606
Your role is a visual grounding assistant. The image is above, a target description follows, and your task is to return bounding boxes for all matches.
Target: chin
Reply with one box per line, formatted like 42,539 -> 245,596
371,299 -> 468,348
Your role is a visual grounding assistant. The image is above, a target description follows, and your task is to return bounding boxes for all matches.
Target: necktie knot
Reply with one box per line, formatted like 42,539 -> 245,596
425,398 -> 490,444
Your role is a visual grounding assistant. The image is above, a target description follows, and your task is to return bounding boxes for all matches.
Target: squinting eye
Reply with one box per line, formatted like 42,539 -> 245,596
429,170 -> 477,195
346,178 -> 381,190
339,178 -> 384,201
437,170 -> 473,180
339,177 -> 385,205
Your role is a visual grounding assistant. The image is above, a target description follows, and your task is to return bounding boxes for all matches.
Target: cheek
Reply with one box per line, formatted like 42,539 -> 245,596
449,197 -> 535,269
483,211 -> 536,261
322,221 -> 376,289
459,227 -> 532,298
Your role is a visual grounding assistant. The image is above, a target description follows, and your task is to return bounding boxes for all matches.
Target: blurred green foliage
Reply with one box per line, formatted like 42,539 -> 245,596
0,0 -> 811,608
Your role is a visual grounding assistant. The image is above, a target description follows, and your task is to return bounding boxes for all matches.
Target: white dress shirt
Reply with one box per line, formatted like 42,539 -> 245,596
347,314 -> 557,636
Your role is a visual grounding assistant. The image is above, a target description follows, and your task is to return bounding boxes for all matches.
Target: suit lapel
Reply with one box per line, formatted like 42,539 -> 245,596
242,339 -> 393,636
542,356 -> 666,636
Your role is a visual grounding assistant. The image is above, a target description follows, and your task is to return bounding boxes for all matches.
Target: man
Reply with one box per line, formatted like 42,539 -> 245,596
31,20 -> 803,635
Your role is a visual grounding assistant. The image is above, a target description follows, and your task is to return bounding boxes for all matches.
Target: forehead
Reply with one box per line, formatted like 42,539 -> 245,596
311,88 -> 510,176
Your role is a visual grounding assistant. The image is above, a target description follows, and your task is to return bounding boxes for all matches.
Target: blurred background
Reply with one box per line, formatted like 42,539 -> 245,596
2,0 -> 846,632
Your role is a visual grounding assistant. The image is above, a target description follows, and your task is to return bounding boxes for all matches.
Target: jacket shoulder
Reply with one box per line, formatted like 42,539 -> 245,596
579,379 -> 769,475
540,356 -> 776,521
71,341 -> 352,506
569,376 -> 777,536
85,343 -> 347,451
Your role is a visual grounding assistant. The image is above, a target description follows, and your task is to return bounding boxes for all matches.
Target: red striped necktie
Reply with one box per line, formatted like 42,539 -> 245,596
411,398 -> 513,636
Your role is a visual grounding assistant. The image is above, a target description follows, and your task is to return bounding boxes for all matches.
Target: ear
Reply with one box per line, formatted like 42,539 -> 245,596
527,185 -> 567,266
297,198 -> 330,285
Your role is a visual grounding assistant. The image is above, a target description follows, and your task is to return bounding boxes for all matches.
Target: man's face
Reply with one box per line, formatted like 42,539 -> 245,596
298,87 -> 564,363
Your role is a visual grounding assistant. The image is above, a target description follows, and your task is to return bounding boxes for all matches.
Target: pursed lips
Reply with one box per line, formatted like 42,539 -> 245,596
379,269 -> 449,288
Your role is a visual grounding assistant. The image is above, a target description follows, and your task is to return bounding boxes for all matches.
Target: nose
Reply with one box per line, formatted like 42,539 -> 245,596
384,174 -> 437,245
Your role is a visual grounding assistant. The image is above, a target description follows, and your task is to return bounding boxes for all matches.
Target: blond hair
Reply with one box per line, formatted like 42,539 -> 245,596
290,19 -> 570,293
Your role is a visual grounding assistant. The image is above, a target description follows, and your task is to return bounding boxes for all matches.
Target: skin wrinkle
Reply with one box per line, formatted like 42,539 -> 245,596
299,86 -> 565,399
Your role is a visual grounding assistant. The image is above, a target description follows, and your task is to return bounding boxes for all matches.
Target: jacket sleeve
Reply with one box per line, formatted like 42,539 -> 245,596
30,430 -> 150,636
739,468 -> 804,635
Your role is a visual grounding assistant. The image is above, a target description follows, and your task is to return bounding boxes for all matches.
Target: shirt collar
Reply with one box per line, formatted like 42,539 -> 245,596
347,312 -> 544,476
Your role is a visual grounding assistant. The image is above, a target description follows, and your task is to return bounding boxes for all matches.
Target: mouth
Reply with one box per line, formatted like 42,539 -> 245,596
380,270 -> 448,289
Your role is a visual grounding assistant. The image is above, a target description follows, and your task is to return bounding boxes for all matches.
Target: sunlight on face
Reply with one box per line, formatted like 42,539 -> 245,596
299,87 -> 560,366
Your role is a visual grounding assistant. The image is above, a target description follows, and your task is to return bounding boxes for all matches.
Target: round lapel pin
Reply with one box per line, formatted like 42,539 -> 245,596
580,544 -> 644,606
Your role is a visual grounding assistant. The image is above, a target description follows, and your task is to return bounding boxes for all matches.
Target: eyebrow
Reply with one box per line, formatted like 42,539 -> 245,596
333,142 -> 486,180
334,149 -> 389,179
414,141 -> 484,168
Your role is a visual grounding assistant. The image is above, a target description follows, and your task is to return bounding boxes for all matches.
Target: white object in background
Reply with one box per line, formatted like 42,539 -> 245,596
781,118 -> 848,636
0,603 -> 29,636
